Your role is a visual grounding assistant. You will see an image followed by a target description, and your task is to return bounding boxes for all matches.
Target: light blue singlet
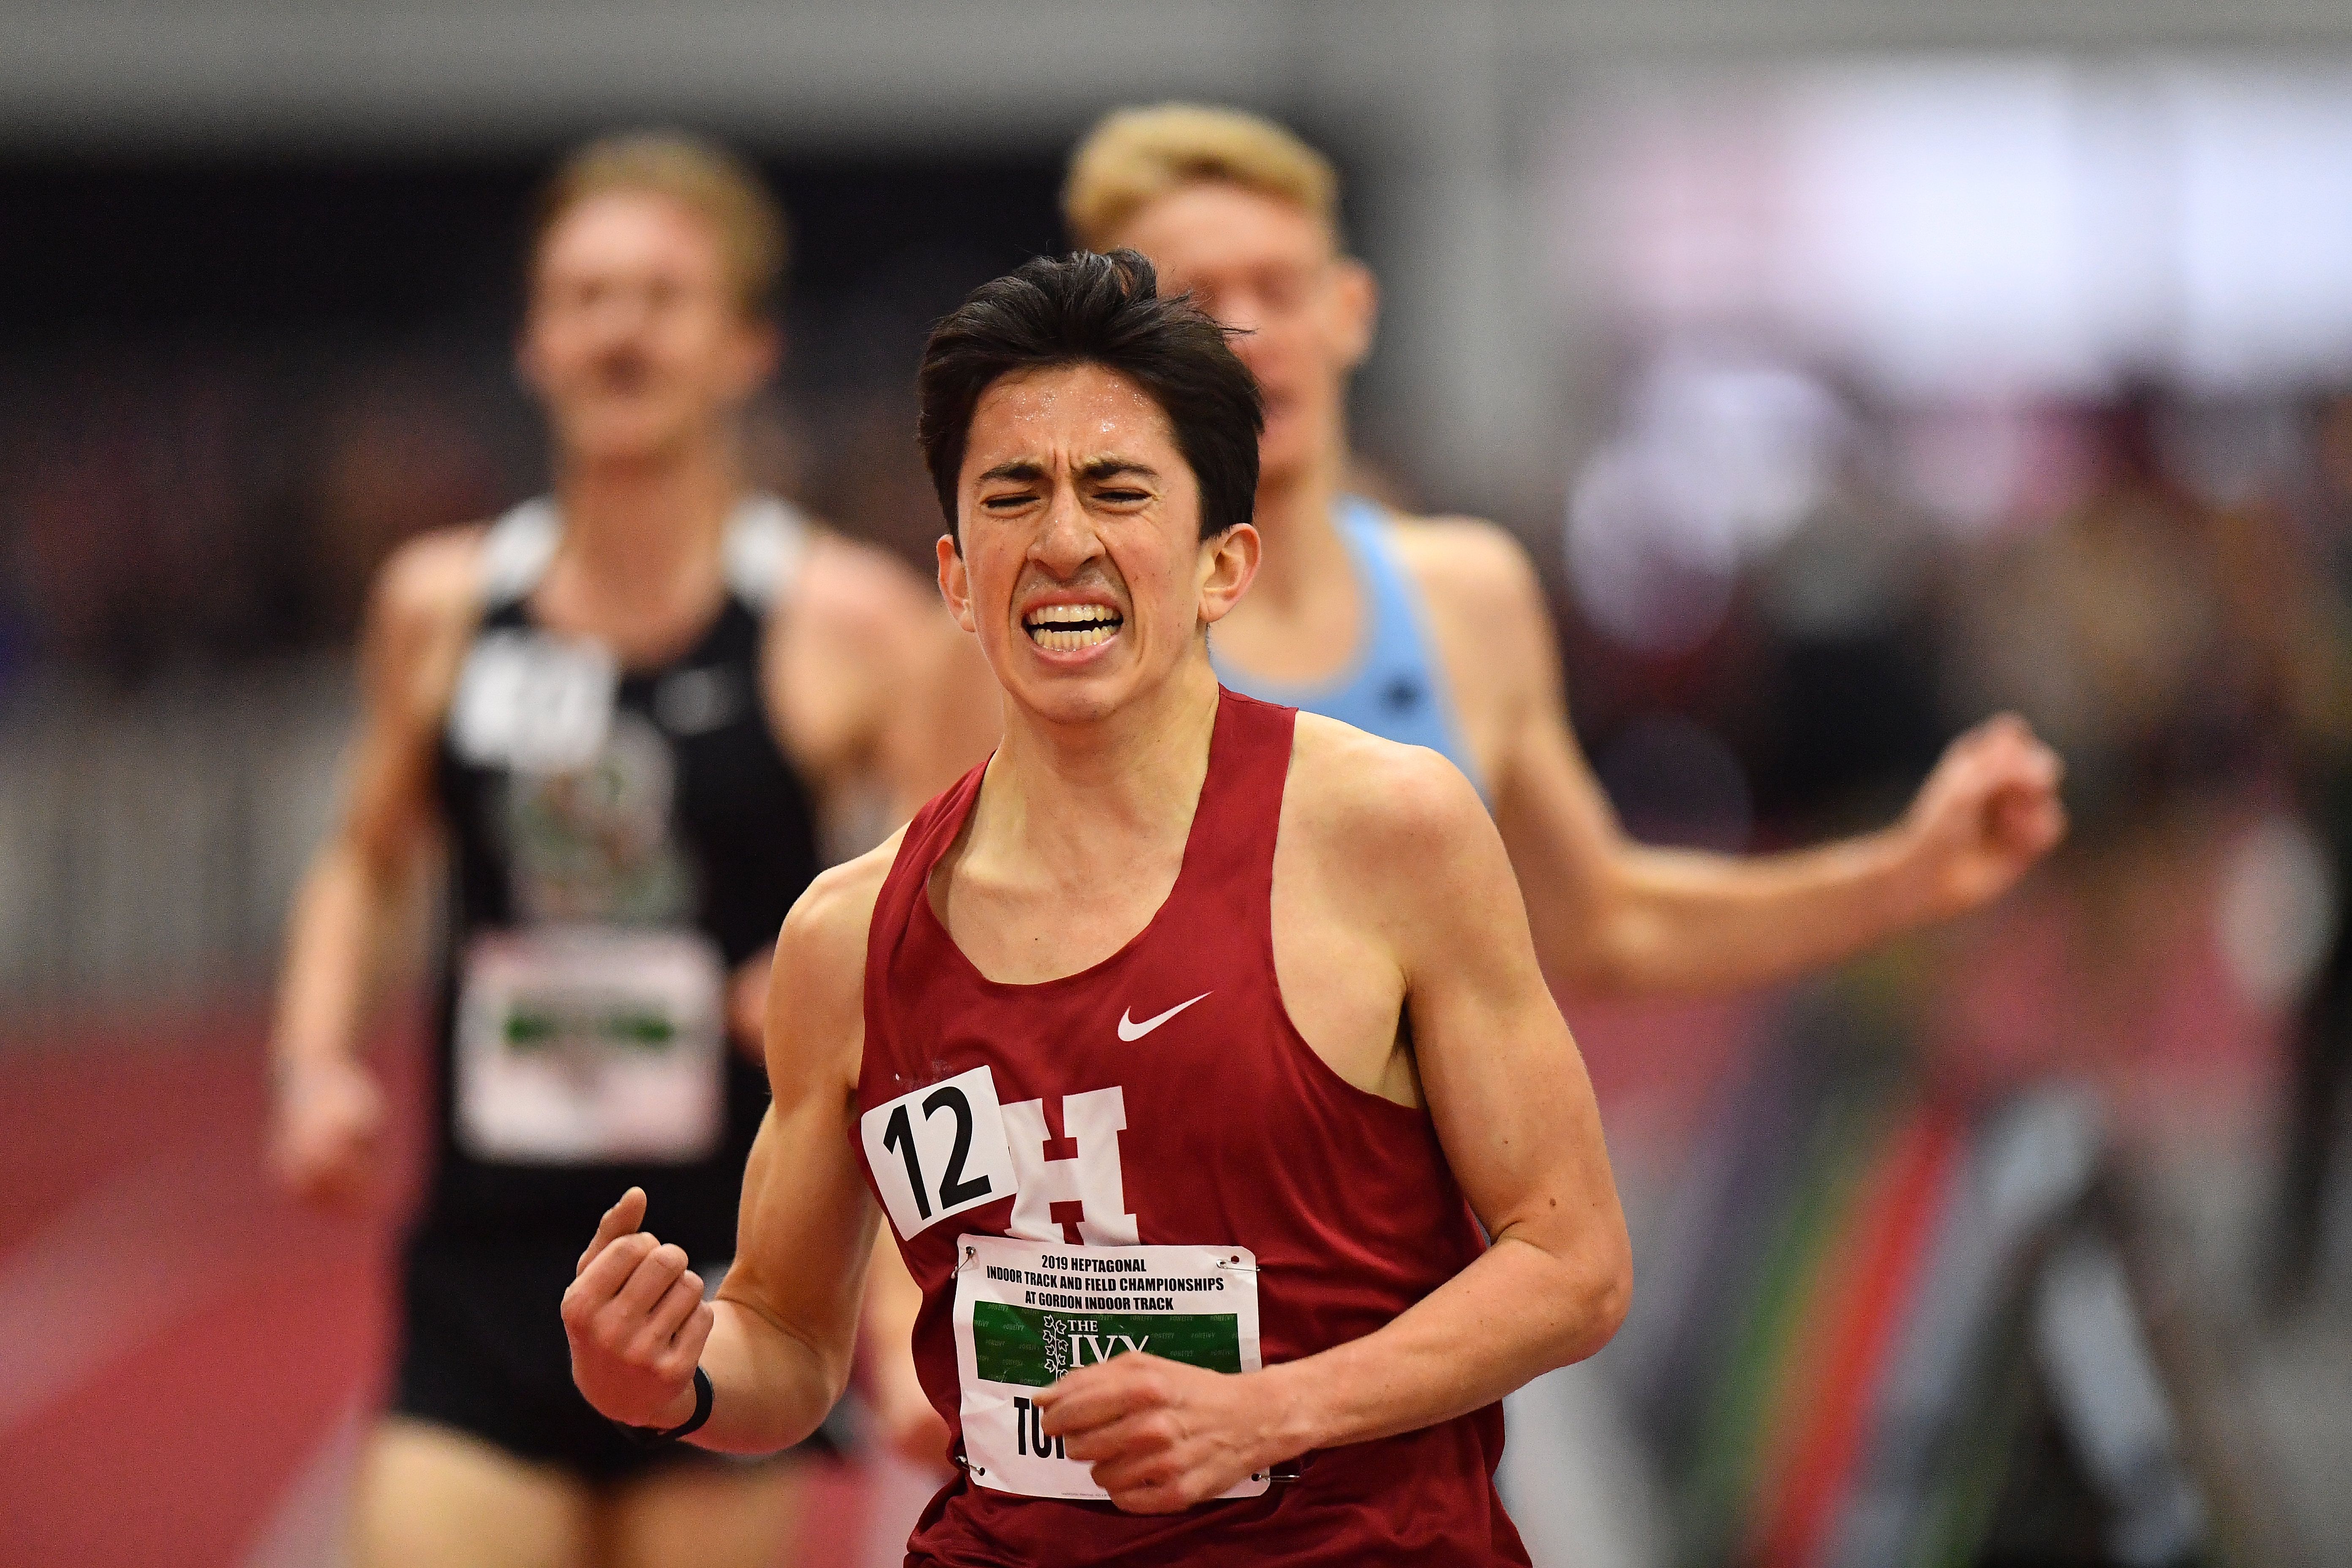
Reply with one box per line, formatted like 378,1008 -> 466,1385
1212,496 -> 1484,795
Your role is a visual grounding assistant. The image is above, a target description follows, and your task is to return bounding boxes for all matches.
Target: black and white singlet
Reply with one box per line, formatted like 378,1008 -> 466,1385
417,494 -> 821,1264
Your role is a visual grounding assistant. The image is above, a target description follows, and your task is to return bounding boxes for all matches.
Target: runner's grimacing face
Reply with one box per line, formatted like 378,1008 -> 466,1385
519,191 -> 775,466
939,362 -> 1257,725
1111,182 -> 1374,496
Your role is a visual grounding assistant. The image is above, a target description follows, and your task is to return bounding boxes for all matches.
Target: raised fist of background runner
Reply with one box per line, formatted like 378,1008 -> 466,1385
1890,712 -> 2068,920
563,1186 -> 714,1431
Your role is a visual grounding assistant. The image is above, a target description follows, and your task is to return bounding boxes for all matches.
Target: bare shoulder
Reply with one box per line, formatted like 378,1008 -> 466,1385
792,525 -> 940,639
369,524 -> 488,643
1285,711 -> 1494,874
356,524 -> 493,727
1385,513 -> 1547,626
766,827 -> 908,1091
778,829 -> 904,982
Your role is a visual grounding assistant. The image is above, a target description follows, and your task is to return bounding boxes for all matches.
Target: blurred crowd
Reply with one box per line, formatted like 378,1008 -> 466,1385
0,331 -> 956,689
1544,365 -> 2352,1561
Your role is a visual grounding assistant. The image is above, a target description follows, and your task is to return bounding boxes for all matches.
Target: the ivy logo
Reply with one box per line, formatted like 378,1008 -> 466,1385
972,1303 -> 1238,1388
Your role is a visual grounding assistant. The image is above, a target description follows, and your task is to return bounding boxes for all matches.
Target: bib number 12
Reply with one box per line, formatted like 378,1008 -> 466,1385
861,1064 -> 1018,1239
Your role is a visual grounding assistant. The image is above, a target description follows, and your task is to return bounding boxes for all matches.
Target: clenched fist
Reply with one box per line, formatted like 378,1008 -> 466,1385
1893,713 -> 2069,922
563,1187 -> 714,1431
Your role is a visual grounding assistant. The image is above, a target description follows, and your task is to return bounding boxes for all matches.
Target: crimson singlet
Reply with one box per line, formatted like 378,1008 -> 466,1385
854,687 -> 1530,1566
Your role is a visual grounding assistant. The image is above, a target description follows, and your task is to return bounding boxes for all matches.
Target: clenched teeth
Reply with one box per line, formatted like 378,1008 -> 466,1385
1032,626 -> 1111,651
1023,603 -> 1122,651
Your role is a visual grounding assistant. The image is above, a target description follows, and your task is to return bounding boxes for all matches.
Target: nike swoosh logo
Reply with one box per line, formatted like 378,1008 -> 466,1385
1117,991 -> 1211,1042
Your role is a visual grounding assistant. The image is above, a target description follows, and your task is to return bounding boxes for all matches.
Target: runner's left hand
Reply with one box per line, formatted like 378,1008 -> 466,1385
1035,1352 -> 1281,1514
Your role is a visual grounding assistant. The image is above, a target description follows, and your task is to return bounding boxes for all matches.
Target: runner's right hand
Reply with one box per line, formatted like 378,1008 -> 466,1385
268,1055 -> 384,1209
564,1187 -> 715,1430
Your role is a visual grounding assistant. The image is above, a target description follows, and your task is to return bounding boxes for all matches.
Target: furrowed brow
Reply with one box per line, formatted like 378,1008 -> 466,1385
1078,458 -> 1158,484
977,460 -> 1047,485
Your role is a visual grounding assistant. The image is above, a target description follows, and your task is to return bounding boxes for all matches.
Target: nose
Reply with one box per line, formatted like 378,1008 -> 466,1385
1029,480 -> 1103,578
584,284 -> 657,349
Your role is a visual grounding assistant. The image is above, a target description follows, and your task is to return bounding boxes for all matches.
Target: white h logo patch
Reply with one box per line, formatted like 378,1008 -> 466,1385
1002,1085 -> 1138,1246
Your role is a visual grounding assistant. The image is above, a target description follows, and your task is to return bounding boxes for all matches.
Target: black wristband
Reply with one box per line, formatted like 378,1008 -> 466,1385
621,1367 -> 713,1446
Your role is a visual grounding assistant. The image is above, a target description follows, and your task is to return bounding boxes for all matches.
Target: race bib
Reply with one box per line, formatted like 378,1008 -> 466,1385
449,629 -> 618,773
454,927 -> 726,1163
860,1065 -> 1018,1240
951,1234 -> 1269,1501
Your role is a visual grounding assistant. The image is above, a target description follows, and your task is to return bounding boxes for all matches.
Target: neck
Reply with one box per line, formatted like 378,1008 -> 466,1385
551,433 -> 740,590
1240,439 -> 1350,614
983,656 -> 1224,877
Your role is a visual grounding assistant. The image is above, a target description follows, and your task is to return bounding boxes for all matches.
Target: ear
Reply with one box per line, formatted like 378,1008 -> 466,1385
715,317 -> 780,404
936,532 -> 977,634
1330,257 -> 1378,373
737,318 -> 781,391
1198,523 -> 1261,627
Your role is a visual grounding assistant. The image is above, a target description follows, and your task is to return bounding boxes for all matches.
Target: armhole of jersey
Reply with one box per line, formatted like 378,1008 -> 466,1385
1348,505 -> 1487,801
724,495 -> 812,618
726,495 -> 814,766
859,760 -> 990,1088
440,499 -> 560,744
476,497 -> 561,611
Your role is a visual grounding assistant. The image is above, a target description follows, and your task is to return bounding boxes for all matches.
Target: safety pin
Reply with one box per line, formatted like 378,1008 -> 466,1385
953,1245 -> 978,1277
1219,1255 -> 1259,1274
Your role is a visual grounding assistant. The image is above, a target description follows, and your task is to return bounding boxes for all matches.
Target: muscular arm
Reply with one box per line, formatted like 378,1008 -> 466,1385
268,531 -> 476,1202
1251,751 -> 1631,1446
1039,743 -> 1631,1505
753,530 -> 991,1456
1442,525 -> 2065,997
1499,698 -> 1917,996
566,851 -> 890,1454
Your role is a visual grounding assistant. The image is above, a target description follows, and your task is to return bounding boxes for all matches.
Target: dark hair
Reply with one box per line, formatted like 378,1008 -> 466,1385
916,249 -> 1263,545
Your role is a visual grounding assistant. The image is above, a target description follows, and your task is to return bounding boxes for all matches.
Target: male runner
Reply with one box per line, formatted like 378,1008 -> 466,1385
564,250 -> 1630,1566
268,132 -> 980,1568
860,101 -> 2074,1481
1064,104 -> 2068,991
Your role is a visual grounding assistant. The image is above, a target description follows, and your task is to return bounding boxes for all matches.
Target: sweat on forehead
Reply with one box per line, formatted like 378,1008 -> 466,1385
976,362 -> 1167,429
964,366 -> 1176,485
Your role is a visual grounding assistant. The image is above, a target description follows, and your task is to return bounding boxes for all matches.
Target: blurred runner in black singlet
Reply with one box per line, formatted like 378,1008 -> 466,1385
266,132 -> 990,1568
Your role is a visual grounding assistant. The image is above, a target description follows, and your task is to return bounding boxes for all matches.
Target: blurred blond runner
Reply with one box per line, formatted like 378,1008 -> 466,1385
267,131 -> 982,1568
1073,103 -> 2068,982
860,100 -> 2074,1495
